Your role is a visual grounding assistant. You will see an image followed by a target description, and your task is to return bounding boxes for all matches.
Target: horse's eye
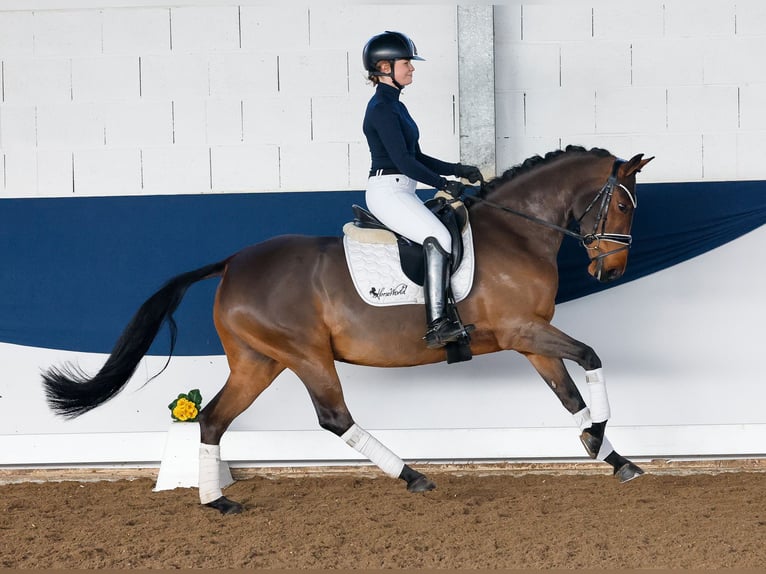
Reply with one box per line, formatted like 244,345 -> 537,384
617,202 -> 628,213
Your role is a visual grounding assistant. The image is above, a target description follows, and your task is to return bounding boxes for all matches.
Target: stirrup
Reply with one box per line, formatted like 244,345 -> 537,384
423,318 -> 470,349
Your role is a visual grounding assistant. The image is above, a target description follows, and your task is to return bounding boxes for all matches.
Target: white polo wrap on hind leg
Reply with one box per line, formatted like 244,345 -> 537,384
342,423 -> 405,478
585,368 -> 611,423
198,443 -> 223,504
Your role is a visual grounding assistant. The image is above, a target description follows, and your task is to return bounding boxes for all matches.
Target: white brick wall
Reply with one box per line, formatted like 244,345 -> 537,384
0,12 -> 34,56
592,2 -> 664,39
72,56 -> 140,102
4,2 -> 762,196
0,4 -> 460,197
0,104 -> 35,149
735,132 -> 766,180
667,86 -> 738,132
495,0 -> 766,183
102,8 -> 170,55
560,42 -> 631,88
170,6 -> 240,53
595,87 -> 667,134
4,58 -> 72,103
36,103 -> 105,148
312,95 -> 366,143
104,101 -> 172,147
239,5 -> 310,52
3,149 -> 36,196
74,148 -> 142,195
141,146 -> 210,194
208,53 -> 278,97
37,149 -> 73,196
740,85 -> 766,130
140,54 -> 209,100
525,89 -> 595,138
242,95 -> 311,145
632,39 -> 704,87
210,145 -> 279,192
33,10 -> 102,57
521,4 -> 593,42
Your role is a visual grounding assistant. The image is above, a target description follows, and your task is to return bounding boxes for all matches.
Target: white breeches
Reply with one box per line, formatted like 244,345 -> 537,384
365,174 -> 452,253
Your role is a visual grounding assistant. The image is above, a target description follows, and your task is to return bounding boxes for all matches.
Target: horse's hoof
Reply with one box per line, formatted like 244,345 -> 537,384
614,462 -> 644,483
579,430 -> 601,459
205,496 -> 243,515
407,475 -> 437,493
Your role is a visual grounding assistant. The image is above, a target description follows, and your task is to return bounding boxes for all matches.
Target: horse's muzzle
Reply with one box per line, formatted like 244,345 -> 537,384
588,242 -> 630,282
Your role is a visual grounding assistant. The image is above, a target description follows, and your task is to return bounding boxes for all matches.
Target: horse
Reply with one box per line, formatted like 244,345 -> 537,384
43,145 -> 653,515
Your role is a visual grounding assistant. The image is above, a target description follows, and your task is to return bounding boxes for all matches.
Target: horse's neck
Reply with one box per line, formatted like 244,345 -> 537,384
488,158 -> 604,224
473,159 -> 604,259
486,176 -> 571,228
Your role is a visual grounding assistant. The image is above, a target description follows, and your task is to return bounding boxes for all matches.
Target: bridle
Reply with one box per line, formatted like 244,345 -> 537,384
465,159 -> 635,272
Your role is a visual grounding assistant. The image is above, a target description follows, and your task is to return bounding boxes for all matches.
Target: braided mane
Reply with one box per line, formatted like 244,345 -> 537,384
480,145 -> 613,198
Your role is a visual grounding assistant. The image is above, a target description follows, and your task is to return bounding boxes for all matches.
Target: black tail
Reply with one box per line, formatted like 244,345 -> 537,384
42,260 -> 227,418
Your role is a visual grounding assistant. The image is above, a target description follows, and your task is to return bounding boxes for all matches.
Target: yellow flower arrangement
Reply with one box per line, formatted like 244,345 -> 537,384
168,389 -> 202,422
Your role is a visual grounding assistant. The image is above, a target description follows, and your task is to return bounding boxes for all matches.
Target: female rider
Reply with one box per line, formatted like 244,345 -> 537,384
362,31 -> 481,349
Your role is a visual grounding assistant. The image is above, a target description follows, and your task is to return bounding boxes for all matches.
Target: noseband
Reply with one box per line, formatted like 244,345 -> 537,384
467,159 -> 634,267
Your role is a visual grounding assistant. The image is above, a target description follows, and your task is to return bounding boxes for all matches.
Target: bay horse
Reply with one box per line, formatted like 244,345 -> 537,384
43,145 -> 653,514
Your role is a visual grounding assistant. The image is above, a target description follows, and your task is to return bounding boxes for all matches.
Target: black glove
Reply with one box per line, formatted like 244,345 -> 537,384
443,180 -> 467,198
455,163 -> 482,183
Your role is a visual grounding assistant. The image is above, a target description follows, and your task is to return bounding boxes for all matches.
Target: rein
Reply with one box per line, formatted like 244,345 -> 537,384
465,159 -> 632,258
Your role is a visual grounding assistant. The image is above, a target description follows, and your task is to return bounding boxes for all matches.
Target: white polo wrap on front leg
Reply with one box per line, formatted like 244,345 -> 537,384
341,423 -> 405,478
596,435 -> 614,461
585,368 -> 611,423
198,443 -> 223,504
572,407 -> 592,431
573,406 -> 614,460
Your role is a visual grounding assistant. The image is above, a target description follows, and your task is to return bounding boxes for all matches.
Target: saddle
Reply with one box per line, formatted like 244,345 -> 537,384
343,193 -> 474,364
349,194 -> 468,285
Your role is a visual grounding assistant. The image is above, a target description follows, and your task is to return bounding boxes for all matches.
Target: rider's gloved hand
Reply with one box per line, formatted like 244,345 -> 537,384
443,180 -> 467,198
454,163 -> 482,183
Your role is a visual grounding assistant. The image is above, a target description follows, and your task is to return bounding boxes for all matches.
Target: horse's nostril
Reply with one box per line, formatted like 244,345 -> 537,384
598,267 -> 623,282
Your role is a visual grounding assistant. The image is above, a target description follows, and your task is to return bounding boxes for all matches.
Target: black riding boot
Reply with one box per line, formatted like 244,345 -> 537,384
422,237 -> 466,349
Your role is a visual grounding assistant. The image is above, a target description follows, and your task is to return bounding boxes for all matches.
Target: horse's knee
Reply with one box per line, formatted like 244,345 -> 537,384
579,346 -> 602,371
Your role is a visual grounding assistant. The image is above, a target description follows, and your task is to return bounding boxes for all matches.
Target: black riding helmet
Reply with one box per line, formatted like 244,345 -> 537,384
363,31 -> 424,88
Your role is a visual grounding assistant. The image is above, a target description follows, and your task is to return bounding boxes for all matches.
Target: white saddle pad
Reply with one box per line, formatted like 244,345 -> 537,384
342,221 -> 475,307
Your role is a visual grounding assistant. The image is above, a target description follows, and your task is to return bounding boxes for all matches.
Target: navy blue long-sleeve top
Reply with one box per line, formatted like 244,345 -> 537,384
363,83 -> 457,190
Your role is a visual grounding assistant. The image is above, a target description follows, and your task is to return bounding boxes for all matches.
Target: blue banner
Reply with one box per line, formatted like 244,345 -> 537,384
2,181 -> 765,355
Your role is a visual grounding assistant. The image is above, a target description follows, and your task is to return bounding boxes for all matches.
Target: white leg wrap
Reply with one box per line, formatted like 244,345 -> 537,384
341,423 -> 405,479
198,444 -> 223,504
585,368 -> 611,423
573,407 -> 592,431
596,435 -> 614,461
574,406 -> 614,460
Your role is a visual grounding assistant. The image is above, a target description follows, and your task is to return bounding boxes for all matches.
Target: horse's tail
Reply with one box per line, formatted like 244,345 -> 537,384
42,259 -> 228,418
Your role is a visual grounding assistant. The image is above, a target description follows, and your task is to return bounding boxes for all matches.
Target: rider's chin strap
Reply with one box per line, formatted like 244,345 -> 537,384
371,60 -> 404,90
388,59 -> 405,90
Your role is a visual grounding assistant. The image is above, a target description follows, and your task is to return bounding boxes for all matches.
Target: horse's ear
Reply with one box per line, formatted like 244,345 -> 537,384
619,154 -> 654,178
